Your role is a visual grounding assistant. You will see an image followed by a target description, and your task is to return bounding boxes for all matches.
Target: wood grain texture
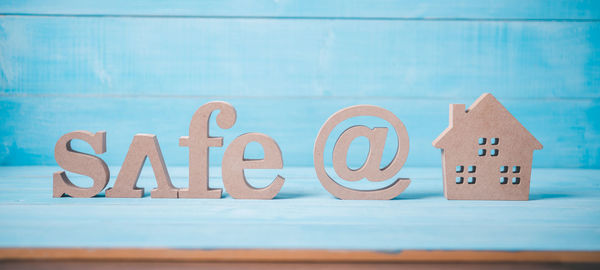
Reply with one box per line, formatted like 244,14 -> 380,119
0,166 -> 599,252
1,97 -> 597,168
2,261 -> 600,270
0,1 -> 599,169
1,248 -> 600,263
1,0 -> 599,20
1,17 -> 598,98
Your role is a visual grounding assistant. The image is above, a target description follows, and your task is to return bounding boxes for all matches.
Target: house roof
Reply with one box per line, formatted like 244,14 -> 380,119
432,93 -> 543,150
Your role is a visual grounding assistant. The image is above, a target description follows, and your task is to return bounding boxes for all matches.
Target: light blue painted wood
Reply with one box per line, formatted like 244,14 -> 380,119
1,96 -> 598,168
0,2 -> 599,168
0,166 -> 598,250
1,0 -> 599,20
1,17 -> 598,98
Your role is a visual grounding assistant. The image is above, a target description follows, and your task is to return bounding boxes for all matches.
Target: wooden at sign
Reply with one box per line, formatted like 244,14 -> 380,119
313,105 -> 411,200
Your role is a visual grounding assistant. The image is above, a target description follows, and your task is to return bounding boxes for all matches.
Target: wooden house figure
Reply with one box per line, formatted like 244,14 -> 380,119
432,93 -> 542,200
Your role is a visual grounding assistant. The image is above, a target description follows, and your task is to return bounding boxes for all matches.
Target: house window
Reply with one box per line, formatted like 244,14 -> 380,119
512,177 -> 520,184
479,137 -> 499,157
456,164 -> 476,184
468,177 -> 476,184
500,165 -> 522,185
478,138 -> 486,145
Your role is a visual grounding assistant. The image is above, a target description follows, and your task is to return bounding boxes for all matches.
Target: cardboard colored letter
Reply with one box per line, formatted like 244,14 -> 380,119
222,133 -> 285,199
106,134 -> 178,198
53,131 -> 110,198
314,105 -> 411,200
179,101 -> 237,198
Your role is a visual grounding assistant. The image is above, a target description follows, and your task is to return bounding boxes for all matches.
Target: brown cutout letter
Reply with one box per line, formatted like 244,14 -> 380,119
53,131 -> 110,198
105,134 -> 178,198
179,101 -> 237,198
313,105 -> 411,200
222,133 -> 285,199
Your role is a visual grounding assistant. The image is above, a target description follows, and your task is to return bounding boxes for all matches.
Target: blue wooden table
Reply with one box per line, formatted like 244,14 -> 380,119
1,0 -> 600,266
1,166 -> 599,263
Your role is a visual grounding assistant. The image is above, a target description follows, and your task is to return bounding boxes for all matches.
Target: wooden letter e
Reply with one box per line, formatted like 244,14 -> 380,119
222,133 -> 285,199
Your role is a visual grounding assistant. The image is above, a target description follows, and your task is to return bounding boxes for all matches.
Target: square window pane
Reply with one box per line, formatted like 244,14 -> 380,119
468,177 -> 476,184
512,177 -> 521,184
478,149 -> 486,156
491,138 -> 499,145
500,177 -> 508,184
513,166 -> 521,173
478,138 -> 486,145
456,166 -> 464,173
456,177 -> 464,184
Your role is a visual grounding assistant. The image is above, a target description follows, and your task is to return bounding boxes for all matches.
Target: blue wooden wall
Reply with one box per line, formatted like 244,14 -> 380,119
1,0 -> 599,168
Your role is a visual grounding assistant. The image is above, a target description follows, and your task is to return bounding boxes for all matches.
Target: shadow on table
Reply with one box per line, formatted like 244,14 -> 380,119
274,192 -> 313,199
529,193 -> 571,200
393,192 -> 442,200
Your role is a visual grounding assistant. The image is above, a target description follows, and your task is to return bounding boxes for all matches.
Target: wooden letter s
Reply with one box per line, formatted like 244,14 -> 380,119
53,131 -> 110,198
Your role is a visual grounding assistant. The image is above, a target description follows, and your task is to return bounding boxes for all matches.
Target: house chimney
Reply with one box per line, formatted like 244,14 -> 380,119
450,104 -> 466,125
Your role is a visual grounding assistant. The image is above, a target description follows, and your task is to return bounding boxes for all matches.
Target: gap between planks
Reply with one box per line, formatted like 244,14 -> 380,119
2,13 -> 600,22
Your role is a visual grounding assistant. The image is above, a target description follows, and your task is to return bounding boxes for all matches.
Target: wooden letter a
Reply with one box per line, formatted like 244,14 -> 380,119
106,134 -> 178,198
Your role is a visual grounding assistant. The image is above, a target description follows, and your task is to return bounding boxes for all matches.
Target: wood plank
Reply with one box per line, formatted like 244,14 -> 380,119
1,96 -> 598,168
1,17 -> 598,99
2,260 -> 600,270
0,167 -> 599,252
1,248 -> 600,263
1,0 -> 599,20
